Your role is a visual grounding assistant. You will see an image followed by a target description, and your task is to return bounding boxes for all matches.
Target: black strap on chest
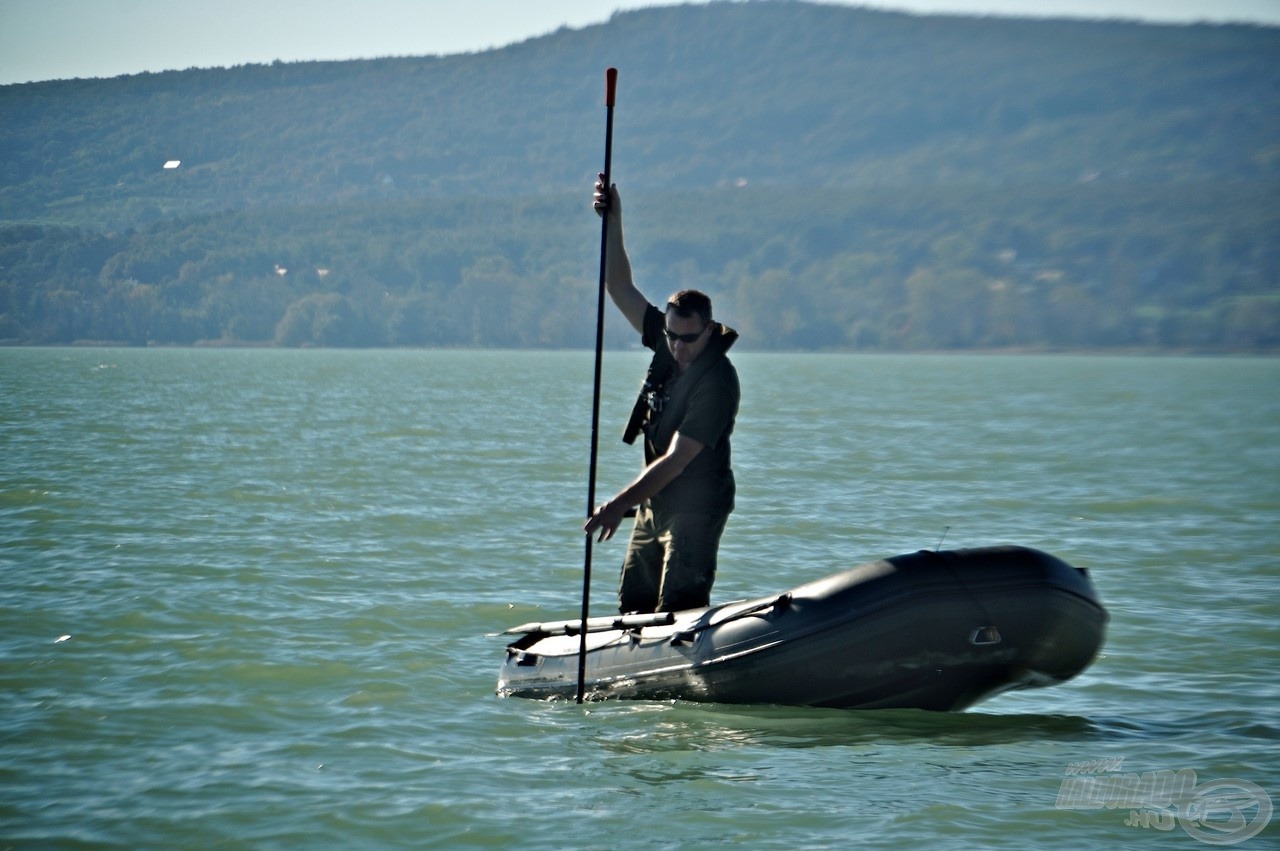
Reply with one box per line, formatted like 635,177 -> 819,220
621,323 -> 737,446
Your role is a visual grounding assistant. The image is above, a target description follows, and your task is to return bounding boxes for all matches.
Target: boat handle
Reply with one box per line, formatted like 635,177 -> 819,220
969,626 -> 1002,646
670,593 -> 792,645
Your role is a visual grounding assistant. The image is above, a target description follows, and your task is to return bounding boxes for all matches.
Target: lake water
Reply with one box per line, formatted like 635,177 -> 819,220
2,348 -> 1277,848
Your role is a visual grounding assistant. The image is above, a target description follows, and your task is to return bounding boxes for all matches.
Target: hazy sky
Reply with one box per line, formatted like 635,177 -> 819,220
2,0 -> 1277,85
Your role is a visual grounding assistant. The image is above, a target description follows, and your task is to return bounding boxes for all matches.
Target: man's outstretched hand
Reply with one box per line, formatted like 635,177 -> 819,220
584,499 -> 627,543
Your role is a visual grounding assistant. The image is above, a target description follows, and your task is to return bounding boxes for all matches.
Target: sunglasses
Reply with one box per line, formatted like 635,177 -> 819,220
663,325 -> 708,344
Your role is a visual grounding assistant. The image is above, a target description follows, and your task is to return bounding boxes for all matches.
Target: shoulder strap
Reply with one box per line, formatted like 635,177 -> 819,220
621,322 -> 738,445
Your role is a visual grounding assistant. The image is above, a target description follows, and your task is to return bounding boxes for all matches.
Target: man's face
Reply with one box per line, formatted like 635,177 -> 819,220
664,310 -> 711,371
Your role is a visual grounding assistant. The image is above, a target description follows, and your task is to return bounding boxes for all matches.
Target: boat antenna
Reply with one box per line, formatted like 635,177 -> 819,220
578,67 -> 618,705
935,525 -> 951,551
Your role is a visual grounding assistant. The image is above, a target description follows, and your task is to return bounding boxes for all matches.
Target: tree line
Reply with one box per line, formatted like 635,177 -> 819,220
2,182 -> 1275,351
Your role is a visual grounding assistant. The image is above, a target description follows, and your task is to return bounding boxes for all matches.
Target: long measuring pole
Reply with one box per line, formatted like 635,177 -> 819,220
578,67 -> 618,705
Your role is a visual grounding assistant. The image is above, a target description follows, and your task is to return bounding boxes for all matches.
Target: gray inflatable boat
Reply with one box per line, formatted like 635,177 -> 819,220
497,546 -> 1107,710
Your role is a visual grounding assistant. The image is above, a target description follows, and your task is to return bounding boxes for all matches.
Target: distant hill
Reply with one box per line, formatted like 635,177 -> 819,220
1,2 -> 1277,350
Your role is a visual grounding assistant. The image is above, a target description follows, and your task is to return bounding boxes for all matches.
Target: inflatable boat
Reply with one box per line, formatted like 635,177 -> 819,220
497,545 -> 1107,710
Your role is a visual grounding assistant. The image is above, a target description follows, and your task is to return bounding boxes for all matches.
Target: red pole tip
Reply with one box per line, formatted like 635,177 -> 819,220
605,67 -> 618,107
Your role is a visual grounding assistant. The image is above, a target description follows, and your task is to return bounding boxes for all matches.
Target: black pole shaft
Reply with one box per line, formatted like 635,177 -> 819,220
578,67 -> 618,705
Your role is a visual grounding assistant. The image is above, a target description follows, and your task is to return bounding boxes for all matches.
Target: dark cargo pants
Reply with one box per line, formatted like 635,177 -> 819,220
618,503 -> 728,614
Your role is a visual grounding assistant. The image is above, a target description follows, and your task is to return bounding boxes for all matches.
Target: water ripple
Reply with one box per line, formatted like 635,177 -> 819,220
2,349 -> 1276,847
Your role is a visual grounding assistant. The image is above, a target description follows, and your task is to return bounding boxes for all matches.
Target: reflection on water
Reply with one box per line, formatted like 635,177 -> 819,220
583,702 -> 1103,754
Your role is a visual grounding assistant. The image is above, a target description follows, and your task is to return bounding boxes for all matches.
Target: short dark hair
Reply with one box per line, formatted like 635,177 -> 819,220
666,290 -> 712,325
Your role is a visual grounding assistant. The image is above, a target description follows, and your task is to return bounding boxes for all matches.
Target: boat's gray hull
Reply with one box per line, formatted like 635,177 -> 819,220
498,546 -> 1107,711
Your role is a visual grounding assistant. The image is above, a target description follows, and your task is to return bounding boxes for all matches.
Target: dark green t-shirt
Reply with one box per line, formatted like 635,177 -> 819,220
639,304 -> 739,514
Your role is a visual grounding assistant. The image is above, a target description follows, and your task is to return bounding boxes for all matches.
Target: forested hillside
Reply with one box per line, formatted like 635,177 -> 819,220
1,2 -> 1277,350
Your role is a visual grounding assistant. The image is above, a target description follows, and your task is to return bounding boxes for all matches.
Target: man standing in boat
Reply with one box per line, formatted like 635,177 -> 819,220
584,175 -> 741,615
